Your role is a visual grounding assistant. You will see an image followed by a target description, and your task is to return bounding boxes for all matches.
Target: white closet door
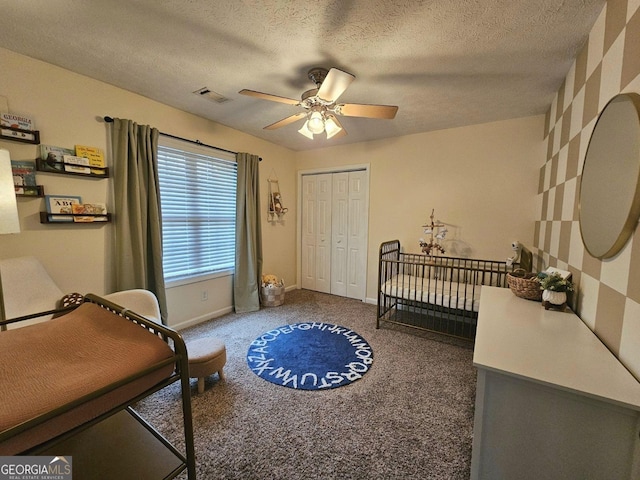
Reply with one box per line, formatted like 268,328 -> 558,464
300,175 -> 317,290
346,170 -> 369,300
314,174 -> 333,293
301,169 -> 368,300
331,172 -> 349,296
301,173 -> 332,293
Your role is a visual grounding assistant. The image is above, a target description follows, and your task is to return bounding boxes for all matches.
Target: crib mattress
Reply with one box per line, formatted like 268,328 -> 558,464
382,274 -> 482,312
0,302 -> 175,454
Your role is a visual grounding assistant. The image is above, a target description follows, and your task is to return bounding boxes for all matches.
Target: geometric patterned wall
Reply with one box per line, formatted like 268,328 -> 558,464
536,0 -> 640,379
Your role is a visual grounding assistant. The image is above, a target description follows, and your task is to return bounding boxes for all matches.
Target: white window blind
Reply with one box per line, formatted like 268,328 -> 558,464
157,137 -> 237,284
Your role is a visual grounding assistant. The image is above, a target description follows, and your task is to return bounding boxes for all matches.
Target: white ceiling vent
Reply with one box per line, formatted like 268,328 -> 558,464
193,87 -> 231,103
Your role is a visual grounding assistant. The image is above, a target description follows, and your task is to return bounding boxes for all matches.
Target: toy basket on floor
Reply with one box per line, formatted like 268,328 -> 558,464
260,285 -> 285,307
507,269 -> 542,301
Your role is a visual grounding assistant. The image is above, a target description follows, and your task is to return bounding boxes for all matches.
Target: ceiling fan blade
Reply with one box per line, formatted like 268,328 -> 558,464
339,103 -> 398,119
239,89 -> 300,106
263,112 -> 307,130
317,68 -> 355,102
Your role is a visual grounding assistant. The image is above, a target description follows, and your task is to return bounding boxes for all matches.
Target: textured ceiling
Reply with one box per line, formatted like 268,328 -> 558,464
0,0 -> 604,151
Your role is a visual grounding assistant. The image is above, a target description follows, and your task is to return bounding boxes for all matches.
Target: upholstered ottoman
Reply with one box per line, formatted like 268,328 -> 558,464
187,337 -> 226,394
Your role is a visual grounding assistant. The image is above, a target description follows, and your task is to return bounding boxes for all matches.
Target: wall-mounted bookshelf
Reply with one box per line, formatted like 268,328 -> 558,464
0,125 -> 40,144
39,212 -> 112,224
36,158 -> 109,178
16,185 -> 44,197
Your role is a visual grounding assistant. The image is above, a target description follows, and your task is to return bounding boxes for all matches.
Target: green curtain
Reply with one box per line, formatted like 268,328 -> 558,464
110,118 -> 168,324
234,153 -> 263,312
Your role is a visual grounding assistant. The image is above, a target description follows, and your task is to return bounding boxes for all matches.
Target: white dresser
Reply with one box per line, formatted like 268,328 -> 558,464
471,287 -> 640,480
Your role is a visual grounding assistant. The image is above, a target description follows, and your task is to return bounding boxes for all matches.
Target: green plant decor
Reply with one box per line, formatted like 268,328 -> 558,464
537,272 -> 574,292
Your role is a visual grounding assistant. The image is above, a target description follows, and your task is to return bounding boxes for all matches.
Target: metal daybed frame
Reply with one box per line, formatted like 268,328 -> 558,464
0,294 -> 196,480
377,240 -> 513,341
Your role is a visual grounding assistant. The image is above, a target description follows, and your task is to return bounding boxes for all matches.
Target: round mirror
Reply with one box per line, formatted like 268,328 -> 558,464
579,93 -> 640,259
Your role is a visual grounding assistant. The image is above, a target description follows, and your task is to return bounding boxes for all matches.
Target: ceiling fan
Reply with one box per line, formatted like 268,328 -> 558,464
239,67 -> 398,139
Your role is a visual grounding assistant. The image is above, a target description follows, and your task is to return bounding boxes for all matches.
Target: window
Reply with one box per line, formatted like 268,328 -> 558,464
157,137 -> 237,285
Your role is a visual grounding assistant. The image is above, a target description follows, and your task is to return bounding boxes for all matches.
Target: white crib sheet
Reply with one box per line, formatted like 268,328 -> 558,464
381,274 -> 482,312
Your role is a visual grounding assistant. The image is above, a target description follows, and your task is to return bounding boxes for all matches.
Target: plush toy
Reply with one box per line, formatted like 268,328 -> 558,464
262,274 -> 279,286
272,193 -> 288,215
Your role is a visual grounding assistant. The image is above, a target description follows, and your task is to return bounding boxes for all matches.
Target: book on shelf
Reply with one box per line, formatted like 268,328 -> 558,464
89,167 -> 108,176
0,112 -> 34,131
11,160 -> 37,187
39,145 -> 75,172
45,195 -> 81,222
62,154 -> 90,166
62,155 -> 92,174
71,203 -> 108,222
64,164 -> 92,175
75,145 -> 106,168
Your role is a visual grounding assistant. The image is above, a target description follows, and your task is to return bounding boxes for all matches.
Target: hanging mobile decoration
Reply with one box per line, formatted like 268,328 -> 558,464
419,209 -> 447,256
267,170 -> 288,222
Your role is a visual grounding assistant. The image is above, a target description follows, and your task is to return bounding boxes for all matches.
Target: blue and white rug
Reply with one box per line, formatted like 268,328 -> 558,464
247,322 -> 373,390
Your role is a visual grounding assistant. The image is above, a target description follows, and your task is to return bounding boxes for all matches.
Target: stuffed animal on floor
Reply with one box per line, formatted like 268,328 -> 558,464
262,274 -> 279,287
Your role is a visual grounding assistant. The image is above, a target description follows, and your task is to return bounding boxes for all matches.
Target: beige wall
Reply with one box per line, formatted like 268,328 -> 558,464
0,44 -> 549,329
0,47 -> 297,328
538,0 -> 640,379
295,115 -> 544,302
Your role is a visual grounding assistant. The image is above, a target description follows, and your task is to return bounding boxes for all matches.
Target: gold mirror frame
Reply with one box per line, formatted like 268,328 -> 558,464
579,93 -> 640,259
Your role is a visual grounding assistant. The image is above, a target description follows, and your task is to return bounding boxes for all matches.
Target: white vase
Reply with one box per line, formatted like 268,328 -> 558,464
542,289 -> 566,305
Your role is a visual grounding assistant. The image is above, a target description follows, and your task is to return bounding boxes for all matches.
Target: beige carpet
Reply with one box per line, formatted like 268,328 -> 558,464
135,289 -> 476,479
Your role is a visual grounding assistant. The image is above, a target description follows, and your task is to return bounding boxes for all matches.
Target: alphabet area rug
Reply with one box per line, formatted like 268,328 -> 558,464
247,322 -> 373,390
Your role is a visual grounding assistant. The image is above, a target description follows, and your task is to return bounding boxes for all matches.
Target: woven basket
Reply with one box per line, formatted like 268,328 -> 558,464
260,284 -> 285,307
507,269 -> 542,301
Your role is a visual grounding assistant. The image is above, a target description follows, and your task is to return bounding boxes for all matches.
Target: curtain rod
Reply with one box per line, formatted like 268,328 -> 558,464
103,116 -> 261,161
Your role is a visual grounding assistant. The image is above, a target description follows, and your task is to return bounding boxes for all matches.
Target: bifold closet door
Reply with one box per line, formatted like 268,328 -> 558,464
331,173 -> 349,296
302,170 -> 368,300
301,173 -> 332,293
331,171 -> 368,299
346,170 -> 368,300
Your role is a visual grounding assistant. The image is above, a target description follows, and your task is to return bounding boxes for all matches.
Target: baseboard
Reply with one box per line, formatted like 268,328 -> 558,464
171,285 -> 299,330
286,285 -> 376,305
171,284 -> 369,330
171,306 -> 234,331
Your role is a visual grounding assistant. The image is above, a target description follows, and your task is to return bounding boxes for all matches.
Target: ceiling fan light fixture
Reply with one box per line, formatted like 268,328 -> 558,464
325,116 -> 342,139
298,121 -> 315,139
307,110 -> 325,134
240,66 -> 398,141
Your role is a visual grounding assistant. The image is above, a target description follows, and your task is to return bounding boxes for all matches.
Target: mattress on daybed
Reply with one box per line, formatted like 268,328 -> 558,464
381,274 -> 482,312
0,302 -> 175,455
